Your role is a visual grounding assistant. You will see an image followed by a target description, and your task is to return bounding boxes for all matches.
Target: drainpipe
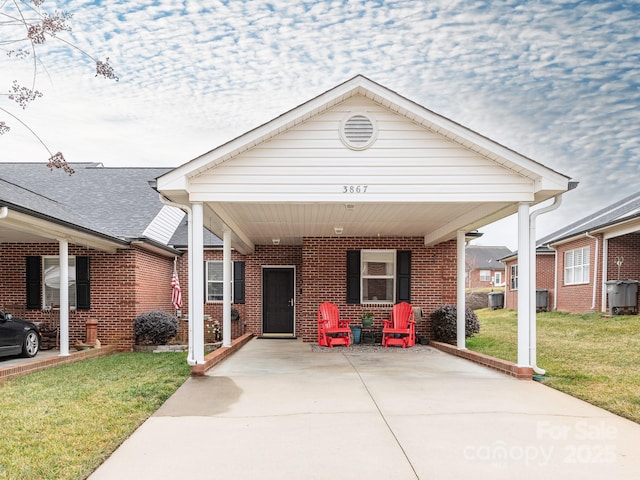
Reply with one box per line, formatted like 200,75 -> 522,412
585,232 -> 599,310
529,195 -> 563,375
601,240 -> 609,312
0,206 -> 8,218
159,195 -> 196,366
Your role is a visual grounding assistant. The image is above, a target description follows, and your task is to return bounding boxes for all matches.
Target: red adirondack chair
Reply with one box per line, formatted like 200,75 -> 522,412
317,302 -> 352,348
382,302 -> 416,348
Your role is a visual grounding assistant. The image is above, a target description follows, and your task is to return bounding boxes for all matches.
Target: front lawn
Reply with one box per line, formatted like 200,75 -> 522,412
0,352 -> 190,480
467,309 -> 640,424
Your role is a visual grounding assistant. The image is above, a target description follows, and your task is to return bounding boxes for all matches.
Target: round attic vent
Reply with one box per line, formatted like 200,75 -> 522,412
340,114 -> 376,150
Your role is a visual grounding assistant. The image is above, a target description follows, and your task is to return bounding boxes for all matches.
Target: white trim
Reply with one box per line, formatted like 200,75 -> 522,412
456,231 -> 466,349
58,240 -> 69,357
191,202 -> 205,365
222,228 -> 232,347
517,203 -> 531,368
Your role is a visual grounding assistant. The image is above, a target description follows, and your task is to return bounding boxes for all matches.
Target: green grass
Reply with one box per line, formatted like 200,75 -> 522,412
467,309 -> 640,423
0,353 -> 190,480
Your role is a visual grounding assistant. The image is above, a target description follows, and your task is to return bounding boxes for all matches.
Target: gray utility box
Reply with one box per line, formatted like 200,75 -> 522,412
488,291 -> 504,310
536,289 -> 548,312
605,280 -> 639,315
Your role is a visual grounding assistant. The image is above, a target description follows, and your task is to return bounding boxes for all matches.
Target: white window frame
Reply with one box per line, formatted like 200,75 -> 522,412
564,247 -> 590,285
361,249 -> 396,304
205,260 -> 233,303
494,271 -> 503,286
510,264 -> 518,291
479,270 -> 491,282
42,256 -> 77,309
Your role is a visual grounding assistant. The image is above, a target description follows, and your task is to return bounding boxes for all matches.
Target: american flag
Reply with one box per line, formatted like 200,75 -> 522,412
171,266 -> 182,310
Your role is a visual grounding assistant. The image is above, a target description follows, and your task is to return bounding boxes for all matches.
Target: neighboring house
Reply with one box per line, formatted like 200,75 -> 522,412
465,245 -> 511,289
501,246 -> 556,311
1,76 -> 572,373
502,192 -> 640,314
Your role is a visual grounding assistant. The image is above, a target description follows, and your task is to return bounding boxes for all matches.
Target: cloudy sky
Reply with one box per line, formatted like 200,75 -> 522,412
2,0 -> 639,249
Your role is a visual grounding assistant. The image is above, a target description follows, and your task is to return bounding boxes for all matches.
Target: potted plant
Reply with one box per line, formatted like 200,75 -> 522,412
361,312 -> 374,329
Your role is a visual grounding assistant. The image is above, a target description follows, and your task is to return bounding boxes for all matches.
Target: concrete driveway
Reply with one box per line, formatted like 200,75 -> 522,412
89,338 -> 640,480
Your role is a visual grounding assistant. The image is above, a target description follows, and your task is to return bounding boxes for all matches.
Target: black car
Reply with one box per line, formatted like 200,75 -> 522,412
0,311 -> 41,358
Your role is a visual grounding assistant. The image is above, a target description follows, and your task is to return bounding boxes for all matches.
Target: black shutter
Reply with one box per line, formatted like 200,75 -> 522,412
233,261 -> 245,304
396,250 -> 411,303
26,256 -> 41,309
76,256 -> 90,310
346,250 -> 361,304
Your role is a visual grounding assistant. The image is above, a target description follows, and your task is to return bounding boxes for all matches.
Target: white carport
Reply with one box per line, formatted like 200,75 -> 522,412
156,75 -> 572,372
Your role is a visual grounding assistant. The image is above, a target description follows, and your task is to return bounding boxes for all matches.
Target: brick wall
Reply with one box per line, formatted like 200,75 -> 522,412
555,235 -> 601,313
503,253 -> 555,311
467,267 -> 505,290
300,237 -> 457,342
0,236 -> 467,349
0,243 -> 175,350
606,232 -> 640,312
174,247 -> 302,342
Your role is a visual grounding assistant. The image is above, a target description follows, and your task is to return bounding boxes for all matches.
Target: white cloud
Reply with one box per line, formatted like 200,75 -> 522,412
2,0 -> 639,247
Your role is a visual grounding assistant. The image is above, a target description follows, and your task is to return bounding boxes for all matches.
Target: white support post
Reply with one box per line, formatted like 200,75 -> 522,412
517,203 -> 531,368
191,202 -> 205,364
186,207 -> 195,366
456,230 -> 466,349
58,239 -> 70,356
222,227 -> 232,347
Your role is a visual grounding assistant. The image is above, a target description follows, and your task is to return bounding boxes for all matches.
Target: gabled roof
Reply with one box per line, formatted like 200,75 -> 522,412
158,74 -> 570,200
538,191 -> 640,246
466,245 -> 512,269
157,75 -> 572,254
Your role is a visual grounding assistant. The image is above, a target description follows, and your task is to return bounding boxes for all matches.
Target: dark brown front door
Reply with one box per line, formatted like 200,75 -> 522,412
262,268 -> 295,336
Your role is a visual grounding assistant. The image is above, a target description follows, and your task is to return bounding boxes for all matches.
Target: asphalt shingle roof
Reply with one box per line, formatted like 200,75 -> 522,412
0,163 -> 171,240
465,245 -> 512,269
0,162 -> 223,248
538,191 -> 640,246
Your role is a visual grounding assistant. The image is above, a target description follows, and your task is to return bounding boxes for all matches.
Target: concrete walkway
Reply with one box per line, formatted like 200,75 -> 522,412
89,338 -> 640,480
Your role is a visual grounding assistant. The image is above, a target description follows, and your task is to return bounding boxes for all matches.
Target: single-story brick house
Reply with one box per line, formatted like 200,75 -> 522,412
502,192 -> 640,314
2,76 -> 573,373
465,245 -> 511,289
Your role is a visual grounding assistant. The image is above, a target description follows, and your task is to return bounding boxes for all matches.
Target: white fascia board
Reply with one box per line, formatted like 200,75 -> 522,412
2,211 -> 125,253
597,217 -> 640,240
424,203 -> 516,246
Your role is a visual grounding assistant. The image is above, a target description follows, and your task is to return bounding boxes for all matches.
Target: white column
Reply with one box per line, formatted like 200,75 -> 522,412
517,203 -> 531,368
456,230 -> 466,349
191,202 -> 205,364
186,208 -> 195,365
222,227 -> 232,347
58,239 -> 69,356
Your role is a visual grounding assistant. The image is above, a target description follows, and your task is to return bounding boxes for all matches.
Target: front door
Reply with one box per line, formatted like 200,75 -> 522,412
262,268 -> 295,337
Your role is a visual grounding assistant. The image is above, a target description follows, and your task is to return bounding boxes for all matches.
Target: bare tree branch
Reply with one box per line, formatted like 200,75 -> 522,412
1,0 -> 117,173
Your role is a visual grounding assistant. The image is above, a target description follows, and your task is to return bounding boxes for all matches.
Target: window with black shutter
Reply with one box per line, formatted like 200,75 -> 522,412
25,255 -> 90,309
346,250 -> 411,304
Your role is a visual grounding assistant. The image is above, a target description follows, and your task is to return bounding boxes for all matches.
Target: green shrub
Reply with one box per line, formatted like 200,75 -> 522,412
134,310 -> 178,345
430,305 -> 480,343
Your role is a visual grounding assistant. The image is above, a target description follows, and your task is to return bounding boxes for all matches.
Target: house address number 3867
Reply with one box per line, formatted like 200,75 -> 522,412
343,185 -> 368,193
